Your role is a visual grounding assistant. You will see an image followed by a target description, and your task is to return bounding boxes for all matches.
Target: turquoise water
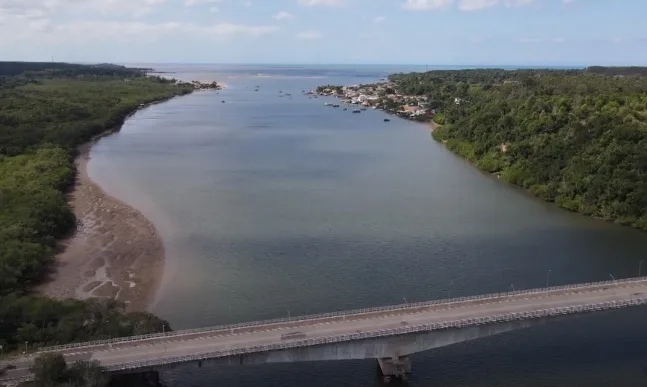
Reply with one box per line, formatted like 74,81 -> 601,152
89,65 -> 647,386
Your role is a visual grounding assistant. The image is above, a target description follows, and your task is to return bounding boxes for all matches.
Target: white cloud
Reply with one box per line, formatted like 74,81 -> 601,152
403,0 -> 536,11
184,0 -> 222,5
296,30 -> 322,39
272,11 -> 294,20
518,37 -> 542,43
459,0 -> 535,10
68,21 -> 276,41
86,0 -> 167,17
402,0 -> 454,10
297,0 -> 345,6
0,0 -> 279,48
0,0 -> 169,18
372,16 -> 386,23
0,11 -> 278,47
457,0 -> 497,11
507,0 -> 534,6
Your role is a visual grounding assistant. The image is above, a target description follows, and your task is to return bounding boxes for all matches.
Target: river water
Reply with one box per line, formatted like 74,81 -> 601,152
89,65 -> 647,386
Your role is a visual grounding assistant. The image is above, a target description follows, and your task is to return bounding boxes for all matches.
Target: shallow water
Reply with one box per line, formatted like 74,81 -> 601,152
89,65 -> 647,386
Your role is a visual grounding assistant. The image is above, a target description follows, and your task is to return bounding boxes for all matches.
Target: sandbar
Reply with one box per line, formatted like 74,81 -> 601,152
39,143 -> 164,311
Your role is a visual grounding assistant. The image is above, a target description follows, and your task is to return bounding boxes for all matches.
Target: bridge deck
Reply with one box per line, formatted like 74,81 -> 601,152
4,278 -> 647,381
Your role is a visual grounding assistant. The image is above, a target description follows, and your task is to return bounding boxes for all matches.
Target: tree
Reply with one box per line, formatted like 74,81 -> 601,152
31,353 -> 67,387
67,360 -> 107,387
411,67 -> 647,230
0,63 -> 185,352
25,354 -> 109,387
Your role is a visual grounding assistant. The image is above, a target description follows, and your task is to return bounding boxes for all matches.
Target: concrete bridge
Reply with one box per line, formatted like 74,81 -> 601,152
3,276 -> 647,383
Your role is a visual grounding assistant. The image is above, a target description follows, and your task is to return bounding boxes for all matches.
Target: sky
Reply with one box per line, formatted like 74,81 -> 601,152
1,0 -> 646,65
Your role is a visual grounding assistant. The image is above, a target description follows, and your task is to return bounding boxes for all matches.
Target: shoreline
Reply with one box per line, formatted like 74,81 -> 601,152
312,84 -> 435,127
36,93 -> 198,311
38,142 -> 165,311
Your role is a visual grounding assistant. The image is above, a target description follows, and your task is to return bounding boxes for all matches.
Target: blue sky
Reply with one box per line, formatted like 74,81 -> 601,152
1,0 -> 646,65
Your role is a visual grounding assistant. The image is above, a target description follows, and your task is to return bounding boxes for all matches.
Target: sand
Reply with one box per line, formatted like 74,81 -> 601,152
38,143 -> 164,312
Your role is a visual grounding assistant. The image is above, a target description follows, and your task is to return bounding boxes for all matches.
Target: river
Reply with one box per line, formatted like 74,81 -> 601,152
88,65 -> 647,386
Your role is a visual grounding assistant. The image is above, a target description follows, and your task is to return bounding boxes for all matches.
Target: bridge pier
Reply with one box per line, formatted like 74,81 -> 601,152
108,371 -> 163,387
377,357 -> 411,382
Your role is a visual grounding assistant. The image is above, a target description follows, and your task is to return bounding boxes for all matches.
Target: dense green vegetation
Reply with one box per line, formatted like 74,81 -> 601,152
0,62 -> 149,77
315,84 -> 344,94
19,353 -> 107,387
0,63 -> 188,353
585,66 -> 647,77
390,67 -> 647,230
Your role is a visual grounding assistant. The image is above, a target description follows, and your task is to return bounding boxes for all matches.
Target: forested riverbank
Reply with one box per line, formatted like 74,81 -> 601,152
0,63 -> 192,355
388,67 -> 647,231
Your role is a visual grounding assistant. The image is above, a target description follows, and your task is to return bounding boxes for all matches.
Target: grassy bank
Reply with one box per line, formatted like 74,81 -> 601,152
0,63 -> 191,353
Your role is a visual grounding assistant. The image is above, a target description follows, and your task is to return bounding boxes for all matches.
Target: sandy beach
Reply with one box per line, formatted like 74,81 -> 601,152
39,143 -> 164,312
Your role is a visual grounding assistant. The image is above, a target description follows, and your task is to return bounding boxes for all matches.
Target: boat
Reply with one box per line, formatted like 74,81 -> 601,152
221,100 -> 225,103
332,104 -> 340,108
360,107 -> 367,111
384,118 -> 391,122
324,102 -> 332,106
343,108 -> 347,111
352,109 -> 361,113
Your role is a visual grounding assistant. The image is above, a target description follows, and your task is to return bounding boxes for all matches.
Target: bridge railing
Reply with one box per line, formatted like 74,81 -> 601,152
38,276 -> 647,353
103,296 -> 647,373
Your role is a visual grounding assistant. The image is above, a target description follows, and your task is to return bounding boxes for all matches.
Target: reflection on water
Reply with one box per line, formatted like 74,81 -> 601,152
89,65 -> 647,387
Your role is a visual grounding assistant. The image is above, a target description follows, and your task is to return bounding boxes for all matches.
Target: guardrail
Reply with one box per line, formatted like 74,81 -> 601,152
0,375 -> 33,384
38,276 -> 647,353
103,297 -> 647,372
5,296 -> 647,383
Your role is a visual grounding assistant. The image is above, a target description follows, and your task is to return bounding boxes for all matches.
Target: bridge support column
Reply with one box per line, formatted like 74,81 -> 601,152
377,357 -> 411,382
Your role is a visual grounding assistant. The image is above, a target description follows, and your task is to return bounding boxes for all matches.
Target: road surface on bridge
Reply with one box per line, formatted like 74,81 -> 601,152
3,278 -> 647,382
